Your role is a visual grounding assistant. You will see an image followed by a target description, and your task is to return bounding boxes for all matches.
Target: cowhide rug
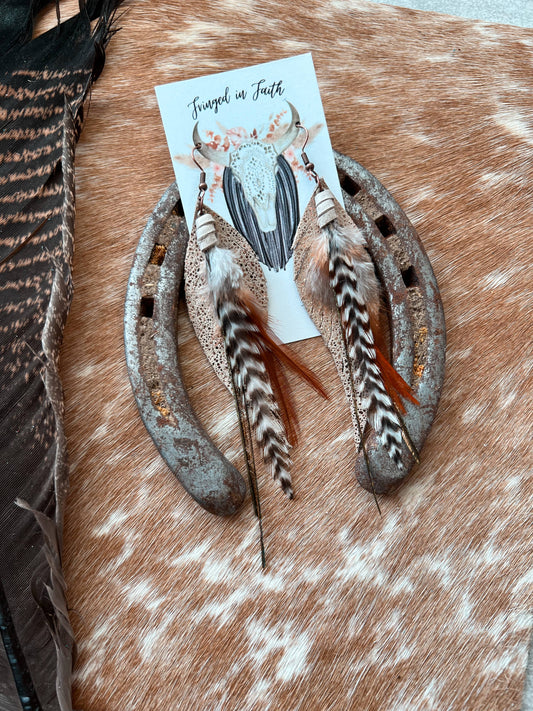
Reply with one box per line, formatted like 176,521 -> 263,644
47,0 -> 533,708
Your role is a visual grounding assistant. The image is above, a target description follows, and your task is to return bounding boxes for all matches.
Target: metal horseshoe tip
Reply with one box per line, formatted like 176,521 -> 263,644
124,185 -> 246,516
334,152 -> 446,494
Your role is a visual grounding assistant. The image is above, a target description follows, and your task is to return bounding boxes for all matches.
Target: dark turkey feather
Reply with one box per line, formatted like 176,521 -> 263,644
0,3 -> 121,709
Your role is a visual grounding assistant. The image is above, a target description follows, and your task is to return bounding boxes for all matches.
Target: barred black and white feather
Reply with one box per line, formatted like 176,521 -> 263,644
188,191 -> 327,564
202,230 -> 293,497
326,222 -> 405,469
302,185 -> 418,473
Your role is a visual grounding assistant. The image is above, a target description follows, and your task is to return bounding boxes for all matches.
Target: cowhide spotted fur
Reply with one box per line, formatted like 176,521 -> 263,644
34,1 -> 533,708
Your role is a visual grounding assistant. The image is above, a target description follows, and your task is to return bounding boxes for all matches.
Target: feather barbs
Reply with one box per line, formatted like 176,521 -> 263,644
294,181 -> 418,475
185,206 -> 326,501
185,206 -> 269,392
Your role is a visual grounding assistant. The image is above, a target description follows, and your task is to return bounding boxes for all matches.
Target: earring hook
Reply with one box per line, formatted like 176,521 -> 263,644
296,121 -> 310,152
296,122 -> 319,184
191,143 -> 203,171
192,143 -> 208,212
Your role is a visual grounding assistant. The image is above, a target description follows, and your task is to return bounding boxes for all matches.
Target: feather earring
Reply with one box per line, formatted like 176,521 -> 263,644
292,124 -> 419,503
185,144 -> 327,565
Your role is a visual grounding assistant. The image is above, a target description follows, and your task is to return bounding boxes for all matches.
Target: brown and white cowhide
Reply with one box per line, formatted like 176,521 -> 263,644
55,1 -> 533,708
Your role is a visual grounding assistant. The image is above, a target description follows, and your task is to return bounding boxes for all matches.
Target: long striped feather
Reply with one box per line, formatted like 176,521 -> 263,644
325,221 -> 407,468
205,244 -> 294,497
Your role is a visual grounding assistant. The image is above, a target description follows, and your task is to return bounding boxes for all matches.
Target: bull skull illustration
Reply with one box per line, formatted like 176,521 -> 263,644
192,104 -> 301,271
193,102 -> 300,233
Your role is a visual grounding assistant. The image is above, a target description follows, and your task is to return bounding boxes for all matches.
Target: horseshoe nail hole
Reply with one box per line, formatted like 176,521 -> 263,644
340,173 -> 362,197
140,296 -> 154,318
149,244 -> 167,266
174,200 -> 185,217
375,214 -> 395,237
401,265 -> 418,288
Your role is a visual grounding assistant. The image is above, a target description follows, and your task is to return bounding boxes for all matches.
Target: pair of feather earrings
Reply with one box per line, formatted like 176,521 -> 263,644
185,111 -> 418,564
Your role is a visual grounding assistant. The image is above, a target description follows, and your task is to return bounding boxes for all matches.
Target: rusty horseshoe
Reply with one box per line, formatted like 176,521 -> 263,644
124,152 -> 445,513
